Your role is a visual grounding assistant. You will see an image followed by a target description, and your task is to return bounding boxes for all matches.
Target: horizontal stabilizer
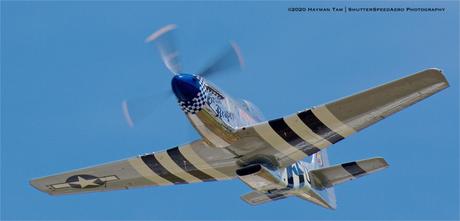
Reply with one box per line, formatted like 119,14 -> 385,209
309,157 -> 389,190
295,189 -> 336,210
240,191 -> 288,206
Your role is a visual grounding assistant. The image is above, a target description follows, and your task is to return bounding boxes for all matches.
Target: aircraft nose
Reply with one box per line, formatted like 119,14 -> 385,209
171,74 -> 203,102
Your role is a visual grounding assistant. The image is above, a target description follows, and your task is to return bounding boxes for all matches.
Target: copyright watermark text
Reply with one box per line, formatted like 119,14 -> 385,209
287,7 -> 446,13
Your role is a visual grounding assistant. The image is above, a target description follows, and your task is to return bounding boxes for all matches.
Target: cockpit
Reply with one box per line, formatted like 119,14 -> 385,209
240,99 -> 265,123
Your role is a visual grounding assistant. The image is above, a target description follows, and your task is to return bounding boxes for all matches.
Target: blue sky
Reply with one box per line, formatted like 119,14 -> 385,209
1,1 -> 458,220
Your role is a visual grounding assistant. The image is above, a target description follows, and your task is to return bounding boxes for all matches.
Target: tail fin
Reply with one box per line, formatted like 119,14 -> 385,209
311,149 -> 330,168
311,150 -> 336,209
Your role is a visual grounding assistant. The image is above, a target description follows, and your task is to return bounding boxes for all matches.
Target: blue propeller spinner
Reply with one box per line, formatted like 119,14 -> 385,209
171,74 -> 207,114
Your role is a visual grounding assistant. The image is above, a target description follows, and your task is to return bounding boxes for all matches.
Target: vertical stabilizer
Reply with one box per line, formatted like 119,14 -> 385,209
312,149 -> 330,168
311,150 -> 336,208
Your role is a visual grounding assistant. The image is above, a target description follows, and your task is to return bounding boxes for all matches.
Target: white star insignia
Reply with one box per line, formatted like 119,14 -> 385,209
71,176 -> 100,188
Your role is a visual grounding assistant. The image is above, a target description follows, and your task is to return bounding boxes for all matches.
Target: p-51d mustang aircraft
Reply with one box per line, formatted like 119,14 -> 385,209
30,24 -> 449,209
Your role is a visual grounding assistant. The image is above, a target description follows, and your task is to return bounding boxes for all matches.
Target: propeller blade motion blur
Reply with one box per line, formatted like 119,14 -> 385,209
199,41 -> 244,77
123,25 -> 245,126
146,24 -> 181,75
122,91 -> 172,127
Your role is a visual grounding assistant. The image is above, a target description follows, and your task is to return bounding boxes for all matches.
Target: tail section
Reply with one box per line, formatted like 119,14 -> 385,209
312,148 -> 331,168
241,191 -> 289,206
309,157 -> 389,189
310,150 -> 336,209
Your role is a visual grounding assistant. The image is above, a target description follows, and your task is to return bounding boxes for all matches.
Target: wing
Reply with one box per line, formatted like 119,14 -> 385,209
232,69 -> 449,168
308,157 -> 389,189
30,140 -> 238,195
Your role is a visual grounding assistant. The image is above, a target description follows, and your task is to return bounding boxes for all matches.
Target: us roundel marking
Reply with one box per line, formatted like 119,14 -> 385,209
65,174 -> 105,189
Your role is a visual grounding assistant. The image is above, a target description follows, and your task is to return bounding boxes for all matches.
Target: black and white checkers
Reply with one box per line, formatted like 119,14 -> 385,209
178,77 -> 207,114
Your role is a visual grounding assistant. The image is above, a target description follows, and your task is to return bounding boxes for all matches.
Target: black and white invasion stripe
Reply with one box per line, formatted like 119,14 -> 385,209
341,162 -> 367,177
297,110 -> 344,144
136,145 -> 224,185
253,105 -> 355,163
268,118 -> 321,156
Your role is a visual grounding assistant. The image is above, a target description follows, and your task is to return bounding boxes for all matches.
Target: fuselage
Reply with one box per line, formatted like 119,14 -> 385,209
170,73 -> 327,199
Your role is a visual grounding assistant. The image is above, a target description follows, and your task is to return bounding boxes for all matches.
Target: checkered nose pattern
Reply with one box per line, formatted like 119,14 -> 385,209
178,91 -> 207,114
171,74 -> 207,114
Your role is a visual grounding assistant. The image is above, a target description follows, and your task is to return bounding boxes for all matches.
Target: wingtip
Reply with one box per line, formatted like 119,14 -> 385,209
427,67 -> 443,73
29,178 -> 52,195
377,157 -> 390,168
423,68 -> 450,87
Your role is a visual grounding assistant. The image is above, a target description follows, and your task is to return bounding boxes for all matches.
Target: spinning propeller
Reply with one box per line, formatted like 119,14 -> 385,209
122,24 -> 244,127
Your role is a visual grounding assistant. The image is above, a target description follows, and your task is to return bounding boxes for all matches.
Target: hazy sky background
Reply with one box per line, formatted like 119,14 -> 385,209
2,1 -> 459,220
